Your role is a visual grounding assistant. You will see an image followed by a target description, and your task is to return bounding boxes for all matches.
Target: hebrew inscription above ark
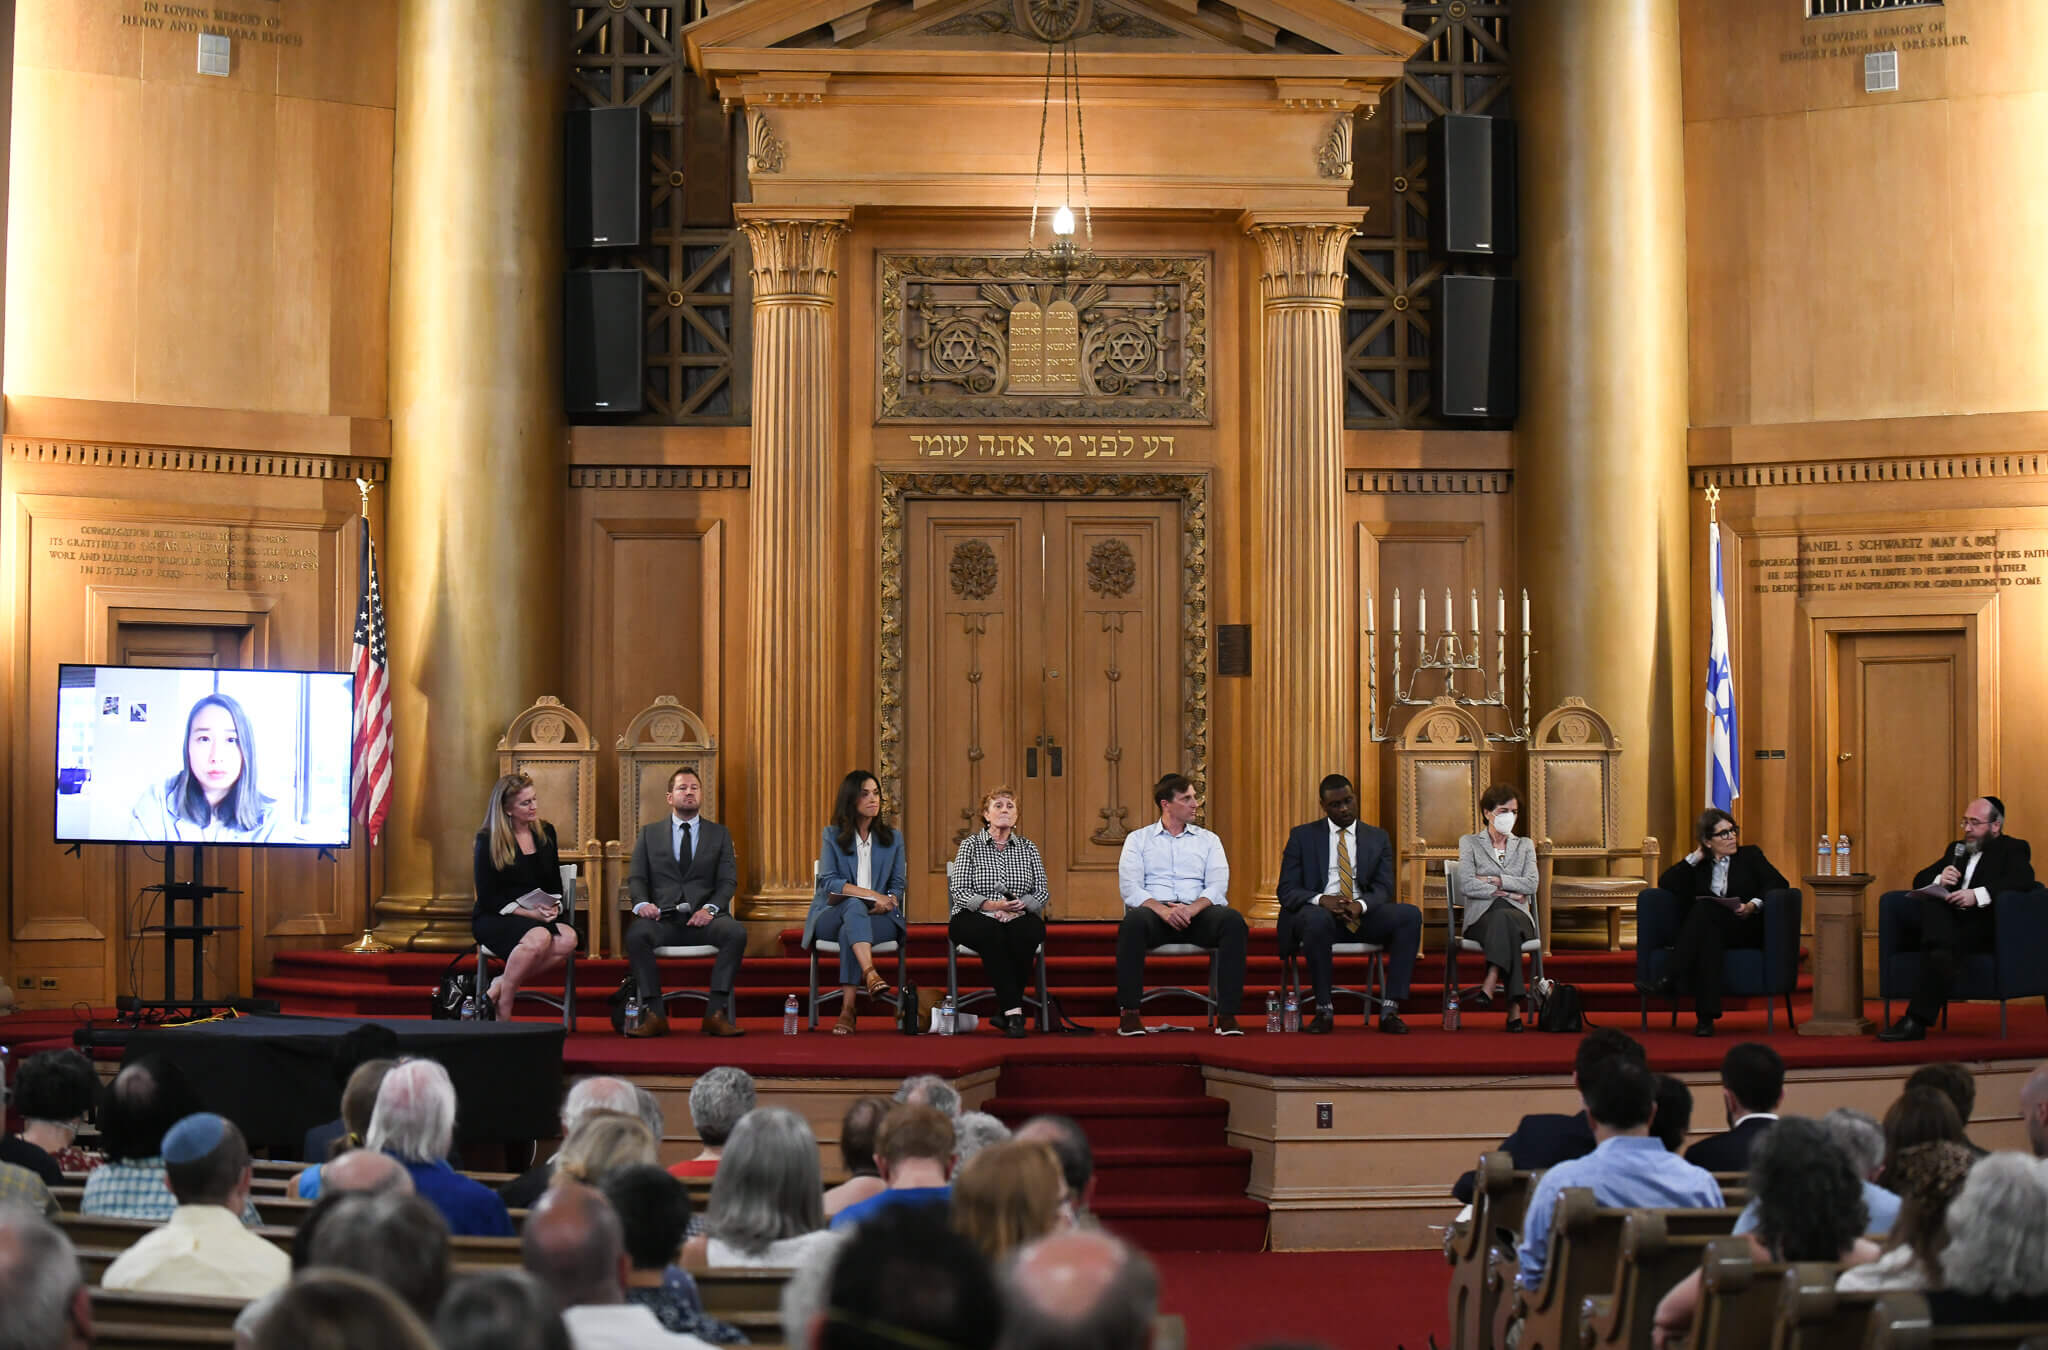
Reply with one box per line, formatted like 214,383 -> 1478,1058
878,254 -> 1209,422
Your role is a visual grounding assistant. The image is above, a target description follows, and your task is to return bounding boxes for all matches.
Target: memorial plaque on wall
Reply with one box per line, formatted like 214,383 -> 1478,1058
878,254 -> 1208,423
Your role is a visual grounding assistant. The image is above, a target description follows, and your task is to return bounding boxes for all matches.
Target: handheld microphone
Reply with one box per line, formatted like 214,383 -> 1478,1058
1954,842 -> 1967,860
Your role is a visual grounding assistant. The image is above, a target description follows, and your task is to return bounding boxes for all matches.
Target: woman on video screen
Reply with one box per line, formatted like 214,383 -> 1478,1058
128,693 -> 279,843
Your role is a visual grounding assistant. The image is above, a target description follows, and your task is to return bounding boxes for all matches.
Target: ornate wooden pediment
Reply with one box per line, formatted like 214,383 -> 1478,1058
686,0 -> 1424,210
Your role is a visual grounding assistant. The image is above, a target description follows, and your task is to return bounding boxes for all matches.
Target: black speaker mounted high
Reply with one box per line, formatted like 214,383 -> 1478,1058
564,269 -> 644,414
1427,114 -> 1517,259
565,106 -> 648,249
1432,275 -> 1517,422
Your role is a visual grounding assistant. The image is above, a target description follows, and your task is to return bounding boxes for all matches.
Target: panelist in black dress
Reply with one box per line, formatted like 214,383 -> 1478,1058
1646,808 -> 1789,1036
471,772 -> 577,1019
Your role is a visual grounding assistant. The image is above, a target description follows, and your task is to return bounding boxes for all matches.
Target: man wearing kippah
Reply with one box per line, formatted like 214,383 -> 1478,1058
101,1113 -> 288,1299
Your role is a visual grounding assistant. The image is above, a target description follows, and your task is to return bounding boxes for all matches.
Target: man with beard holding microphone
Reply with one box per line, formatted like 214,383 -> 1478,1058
1878,796 -> 2034,1042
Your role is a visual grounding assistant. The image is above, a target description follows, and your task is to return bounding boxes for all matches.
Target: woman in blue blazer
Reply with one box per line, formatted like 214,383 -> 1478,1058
804,769 -> 909,1034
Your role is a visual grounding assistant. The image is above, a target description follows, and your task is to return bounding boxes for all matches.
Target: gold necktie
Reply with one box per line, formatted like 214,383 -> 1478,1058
1337,831 -> 1360,931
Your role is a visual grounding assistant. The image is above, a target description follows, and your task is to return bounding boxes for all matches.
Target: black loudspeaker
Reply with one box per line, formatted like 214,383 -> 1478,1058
565,106 -> 646,248
1432,275 -> 1517,422
564,269 -> 644,414
1427,114 -> 1516,258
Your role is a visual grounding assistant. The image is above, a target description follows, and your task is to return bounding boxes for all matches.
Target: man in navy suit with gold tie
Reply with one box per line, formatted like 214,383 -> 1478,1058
1277,774 -> 1422,1034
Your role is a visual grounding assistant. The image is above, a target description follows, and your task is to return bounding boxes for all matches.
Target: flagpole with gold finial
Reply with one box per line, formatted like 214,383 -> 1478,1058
344,478 -> 393,955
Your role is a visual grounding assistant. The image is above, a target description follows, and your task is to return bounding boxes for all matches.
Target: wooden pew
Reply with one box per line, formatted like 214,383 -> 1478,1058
1865,1292 -> 2048,1350
88,1289 -> 244,1350
689,1267 -> 791,1347
57,1212 -> 294,1255
1773,1261 -> 1882,1350
1505,1191 -> 1741,1350
1582,1210 -> 1738,1350
1445,1152 -> 1535,1350
1688,1238 -> 1790,1350
449,1234 -> 524,1268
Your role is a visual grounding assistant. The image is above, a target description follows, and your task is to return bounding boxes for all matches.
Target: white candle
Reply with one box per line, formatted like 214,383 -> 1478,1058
1443,589 -> 1453,637
1366,593 -> 1375,633
1497,587 -> 1506,636
1393,588 -> 1400,636
1419,589 -> 1427,639
1470,589 -> 1480,640
1522,589 -> 1530,632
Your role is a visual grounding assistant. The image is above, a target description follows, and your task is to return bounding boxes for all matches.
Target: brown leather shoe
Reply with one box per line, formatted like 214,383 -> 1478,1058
624,1010 -> 668,1039
700,1010 -> 746,1038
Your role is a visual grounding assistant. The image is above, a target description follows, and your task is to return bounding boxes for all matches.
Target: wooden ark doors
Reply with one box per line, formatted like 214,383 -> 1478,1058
905,499 -> 1182,920
1833,628 -> 1974,978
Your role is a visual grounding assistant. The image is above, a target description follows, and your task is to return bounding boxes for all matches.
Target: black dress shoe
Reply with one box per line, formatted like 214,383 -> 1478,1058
1002,1013 -> 1028,1039
1693,1020 -> 1716,1038
1304,1008 -> 1334,1035
1377,1011 -> 1410,1035
1877,1014 -> 1929,1043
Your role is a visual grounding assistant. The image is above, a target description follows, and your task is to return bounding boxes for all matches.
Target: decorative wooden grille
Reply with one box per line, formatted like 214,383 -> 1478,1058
569,4 -> 750,424
1344,0 -> 1512,428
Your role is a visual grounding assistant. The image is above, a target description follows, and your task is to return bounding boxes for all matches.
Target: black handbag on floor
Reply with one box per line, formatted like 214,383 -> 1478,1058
430,952 -> 489,1020
1536,981 -> 1585,1033
896,977 -> 922,1035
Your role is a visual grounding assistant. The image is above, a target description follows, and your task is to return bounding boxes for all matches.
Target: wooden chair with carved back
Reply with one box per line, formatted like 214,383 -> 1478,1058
1446,1152 -> 1535,1350
1526,698 -> 1659,952
488,697 -> 601,1025
1395,697 -> 1491,939
604,696 -> 721,955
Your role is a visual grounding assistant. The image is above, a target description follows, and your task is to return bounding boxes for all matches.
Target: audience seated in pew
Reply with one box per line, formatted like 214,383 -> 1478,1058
291,1057 -> 400,1200
1883,1087 -> 1971,1180
950,1138 -> 1066,1265
892,1074 -> 961,1119
1014,1114 -> 1097,1226
1452,1028 -> 1648,1205
1906,1063 -> 1989,1158
438,1269 -> 573,1350
1926,1152 -> 2048,1326
829,1105 -> 955,1232
254,1268 -> 436,1350
1731,1108 -> 1900,1239
599,1163 -> 746,1345
102,1114 -> 288,1301
2024,1062 -> 2048,1159
367,1059 -> 514,1238
1683,1042 -> 1784,1173
685,1107 -> 838,1269
820,1096 -> 889,1221
810,1204 -> 1000,1350
672,1069 -> 755,1182
1650,1075 -> 1693,1154
501,1077 -> 645,1209
552,1115 -> 659,1192
525,1180 -> 719,1350
1652,1117 -> 1881,1347
4,1048 -> 105,1184
1001,1225 -> 1157,1350
233,1149 -> 426,1344
83,1057 -> 257,1227
0,1205 -> 91,1350
1515,1055 -> 1723,1292
952,1111 -> 1012,1168
1839,1139 -> 1976,1294
297,1024 -> 402,1165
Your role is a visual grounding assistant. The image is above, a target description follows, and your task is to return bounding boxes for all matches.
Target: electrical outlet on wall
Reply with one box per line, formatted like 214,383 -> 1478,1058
39,977 -> 60,990
1315,1102 -> 1333,1129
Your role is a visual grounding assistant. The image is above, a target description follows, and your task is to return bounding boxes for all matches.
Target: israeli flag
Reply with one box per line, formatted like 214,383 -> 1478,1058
1704,519 -> 1739,811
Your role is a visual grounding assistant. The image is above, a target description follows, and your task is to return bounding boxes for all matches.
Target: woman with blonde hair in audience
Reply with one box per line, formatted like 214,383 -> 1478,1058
951,1139 -> 1067,1265
291,1058 -> 398,1200
683,1107 -> 838,1268
550,1113 -> 658,1189
1653,1118 -> 1879,1348
1839,1139 -> 1976,1293
1928,1153 -> 2048,1325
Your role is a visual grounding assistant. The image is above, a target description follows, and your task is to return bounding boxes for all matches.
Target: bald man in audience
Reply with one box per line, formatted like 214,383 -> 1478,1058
524,1180 -> 717,1350
0,1209 -> 90,1350
999,1228 -> 1159,1350
324,1147 -> 415,1195
102,1112 -> 290,1299
2023,1063 -> 2048,1158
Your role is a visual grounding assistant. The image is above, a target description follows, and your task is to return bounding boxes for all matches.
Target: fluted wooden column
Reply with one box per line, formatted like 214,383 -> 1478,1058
1514,0 -> 1689,858
738,208 -> 852,918
377,0 -> 564,947
1243,211 -> 1361,918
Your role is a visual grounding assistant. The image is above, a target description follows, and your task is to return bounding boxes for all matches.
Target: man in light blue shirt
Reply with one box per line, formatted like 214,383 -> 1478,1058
1516,1056 -> 1724,1290
1115,772 -> 1247,1036
1730,1108 -> 1900,1238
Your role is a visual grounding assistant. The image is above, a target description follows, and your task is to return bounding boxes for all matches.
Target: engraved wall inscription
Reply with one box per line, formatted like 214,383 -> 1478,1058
1745,532 -> 2040,594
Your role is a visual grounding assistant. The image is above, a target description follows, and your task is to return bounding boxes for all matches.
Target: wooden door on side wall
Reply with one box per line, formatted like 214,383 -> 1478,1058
115,624 -> 252,1001
905,500 -> 1181,920
1836,629 -> 1972,982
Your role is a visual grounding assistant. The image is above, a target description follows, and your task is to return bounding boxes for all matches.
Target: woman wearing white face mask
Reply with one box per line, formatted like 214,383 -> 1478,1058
1456,784 -> 1540,1030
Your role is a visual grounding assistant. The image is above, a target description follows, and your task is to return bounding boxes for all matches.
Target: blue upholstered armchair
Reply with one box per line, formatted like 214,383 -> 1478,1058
1879,886 -> 2048,1038
1634,887 -> 1803,1031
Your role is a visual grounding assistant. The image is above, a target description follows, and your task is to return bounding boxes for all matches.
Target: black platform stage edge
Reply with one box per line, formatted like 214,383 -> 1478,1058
112,1014 -> 564,1155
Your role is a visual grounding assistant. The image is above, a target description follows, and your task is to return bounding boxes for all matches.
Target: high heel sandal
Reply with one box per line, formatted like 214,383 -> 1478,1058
862,967 -> 891,999
833,1004 -> 859,1035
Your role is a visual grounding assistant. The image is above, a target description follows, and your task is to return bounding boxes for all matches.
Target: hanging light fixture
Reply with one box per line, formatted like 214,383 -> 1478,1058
1026,6 -> 1095,275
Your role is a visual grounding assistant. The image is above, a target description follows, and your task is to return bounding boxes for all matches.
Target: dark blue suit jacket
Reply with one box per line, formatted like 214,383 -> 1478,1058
1684,1113 -> 1774,1174
1277,818 -> 1394,952
1451,1110 -> 1596,1205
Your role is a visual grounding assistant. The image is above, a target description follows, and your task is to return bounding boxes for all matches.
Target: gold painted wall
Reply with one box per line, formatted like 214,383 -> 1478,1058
2,0 -> 398,1004
1682,0 -> 2048,910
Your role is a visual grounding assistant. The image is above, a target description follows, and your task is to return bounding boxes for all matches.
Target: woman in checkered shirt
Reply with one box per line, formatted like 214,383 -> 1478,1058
948,786 -> 1050,1039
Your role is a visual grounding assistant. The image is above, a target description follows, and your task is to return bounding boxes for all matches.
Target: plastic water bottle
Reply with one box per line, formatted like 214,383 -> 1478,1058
1836,834 -> 1852,877
1283,992 -> 1300,1033
1265,993 -> 1282,1034
1816,834 -> 1833,876
622,994 -> 642,1035
1443,985 -> 1461,1032
783,995 -> 799,1035
940,995 -> 957,1036
459,994 -> 477,1022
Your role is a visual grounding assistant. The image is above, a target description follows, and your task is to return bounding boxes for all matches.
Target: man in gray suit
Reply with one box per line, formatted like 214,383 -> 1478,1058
623,767 -> 746,1038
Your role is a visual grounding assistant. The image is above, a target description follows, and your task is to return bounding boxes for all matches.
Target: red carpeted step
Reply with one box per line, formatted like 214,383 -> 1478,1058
1093,1195 -> 1269,1252
981,1094 -> 1231,1148
1091,1144 -> 1254,1197
993,1059 -> 1206,1099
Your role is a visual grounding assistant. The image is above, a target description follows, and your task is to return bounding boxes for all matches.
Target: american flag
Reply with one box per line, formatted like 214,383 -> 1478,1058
350,516 -> 392,844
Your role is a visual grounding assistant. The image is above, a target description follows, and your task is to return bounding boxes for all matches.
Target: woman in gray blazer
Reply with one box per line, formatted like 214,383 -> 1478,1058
1458,783 -> 1540,1030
